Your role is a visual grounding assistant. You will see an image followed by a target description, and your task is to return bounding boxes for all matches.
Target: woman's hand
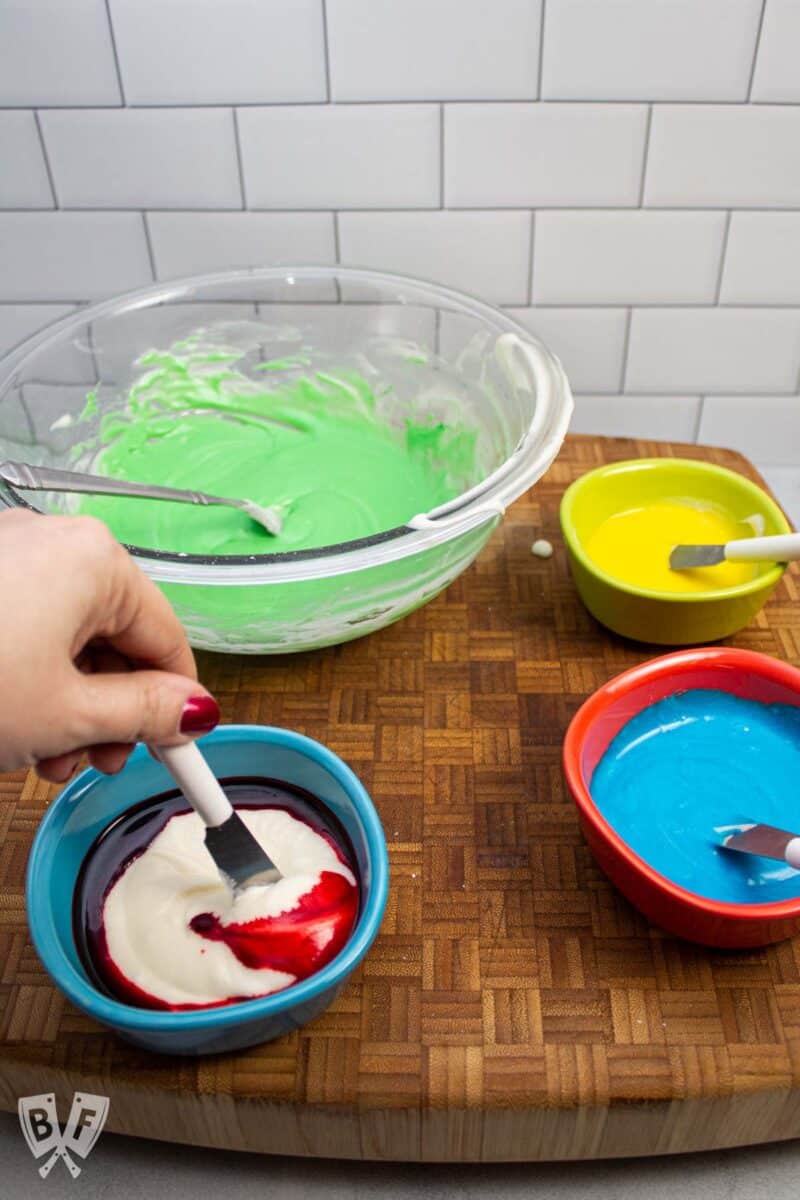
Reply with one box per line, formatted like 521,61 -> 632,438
0,509 -> 219,783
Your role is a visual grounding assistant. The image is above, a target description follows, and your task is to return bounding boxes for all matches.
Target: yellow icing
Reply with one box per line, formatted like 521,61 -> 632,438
583,500 -> 760,593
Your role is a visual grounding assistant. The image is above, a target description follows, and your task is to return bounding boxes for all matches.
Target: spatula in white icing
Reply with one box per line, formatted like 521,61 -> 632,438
151,742 -> 283,891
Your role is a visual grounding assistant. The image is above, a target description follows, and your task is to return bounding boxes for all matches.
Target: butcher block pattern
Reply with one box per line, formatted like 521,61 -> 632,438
2,435 -> 800,1162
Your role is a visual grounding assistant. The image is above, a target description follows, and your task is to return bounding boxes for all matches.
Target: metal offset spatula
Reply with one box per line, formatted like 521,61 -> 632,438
670,532 -> 800,570
152,742 -> 283,892
0,460 -> 284,536
718,821 -> 800,869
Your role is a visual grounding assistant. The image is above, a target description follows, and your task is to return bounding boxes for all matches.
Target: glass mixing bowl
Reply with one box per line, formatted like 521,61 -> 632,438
0,267 -> 573,654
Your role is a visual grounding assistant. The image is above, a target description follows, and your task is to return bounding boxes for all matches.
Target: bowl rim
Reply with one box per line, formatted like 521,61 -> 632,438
25,724 -> 389,1032
0,264 -> 573,584
563,646 -> 800,922
559,457 -> 791,604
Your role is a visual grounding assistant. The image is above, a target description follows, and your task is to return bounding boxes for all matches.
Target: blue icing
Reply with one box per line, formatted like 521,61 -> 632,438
590,689 -> 800,904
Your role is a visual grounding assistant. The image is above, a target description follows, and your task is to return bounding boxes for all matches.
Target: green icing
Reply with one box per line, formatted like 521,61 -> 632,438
77,343 -> 479,561
79,390 -> 99,421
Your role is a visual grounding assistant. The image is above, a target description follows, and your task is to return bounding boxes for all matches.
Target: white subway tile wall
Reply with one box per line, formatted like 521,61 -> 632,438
0,303 -> 95,385
626,309 -> 800,395
0,305 -> 76,359
108,0 -> 327,106
570,395 -> 702,443
237,106 -> 440,209
699,396 -> 800,466
146,212 -> 336,279
506,308 -> 628,393
720,213 -> 800,305
541,0 -> 762,102
40,109 -> 242,209
0,213 -> 152,300
445,104 -> 648,208
338,211 -> 532,305
645,106 -> 800,208
0,0 -> 121,107
531,211 -> 727,304
0,112 -> 53,208
0,0 -> 798,476
327,0 -> 542,101
750,0 -> 800,103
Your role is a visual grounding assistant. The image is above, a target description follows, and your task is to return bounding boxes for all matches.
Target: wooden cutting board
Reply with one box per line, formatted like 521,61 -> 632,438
2,434 -> 800,1163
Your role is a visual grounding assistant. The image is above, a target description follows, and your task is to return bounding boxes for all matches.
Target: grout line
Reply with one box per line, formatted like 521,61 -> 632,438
232,109 -> 247,210
527,211 -> 536,305
619,307 -> 633,391
321,0 -> 332,103
569,391 -> 688,402
746,0 -> 768,102
3,202 -> 800,215
332,213 -> 343,295
332,211 -> 341,263
637,105 -> 653,207
8,97 -> 800,110
573,386 -> 800,397
438,104 -> 445,208
141,212 -> 157,281
103,0 -> 127,106
693,396 -> 705,442
536,0 -> 547,99
713,211 -> 732,304
32,111 -> 59,209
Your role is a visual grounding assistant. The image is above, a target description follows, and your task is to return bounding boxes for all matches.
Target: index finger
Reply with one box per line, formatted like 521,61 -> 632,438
97,545 -> 197,681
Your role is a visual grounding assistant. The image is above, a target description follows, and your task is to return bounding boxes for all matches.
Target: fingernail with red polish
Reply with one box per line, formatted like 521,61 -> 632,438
179,695 -> 220,735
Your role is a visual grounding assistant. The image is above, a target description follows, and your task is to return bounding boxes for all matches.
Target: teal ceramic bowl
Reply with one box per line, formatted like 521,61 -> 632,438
26,725 -> 388,1056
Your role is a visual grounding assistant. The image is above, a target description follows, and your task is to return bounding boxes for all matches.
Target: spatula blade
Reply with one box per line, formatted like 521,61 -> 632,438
669,543 -> 727,569
720,822 -> 797,863
204,811 -> 282,892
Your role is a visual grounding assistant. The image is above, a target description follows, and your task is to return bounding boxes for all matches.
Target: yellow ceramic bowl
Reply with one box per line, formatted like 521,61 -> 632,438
559,458 -> 792,645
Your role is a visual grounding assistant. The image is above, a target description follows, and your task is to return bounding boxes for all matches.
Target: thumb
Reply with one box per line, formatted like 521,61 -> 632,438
72,670 -> 220,748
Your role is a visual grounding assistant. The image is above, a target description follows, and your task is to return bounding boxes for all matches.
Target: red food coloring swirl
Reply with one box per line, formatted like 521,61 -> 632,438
190,869 -> 358,975
94,870 -> 358,1012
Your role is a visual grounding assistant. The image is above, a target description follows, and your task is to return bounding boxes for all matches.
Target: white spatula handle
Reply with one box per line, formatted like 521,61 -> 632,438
725,533 -> 800,563
785,838 -> 800,870
150,741 -> 233,828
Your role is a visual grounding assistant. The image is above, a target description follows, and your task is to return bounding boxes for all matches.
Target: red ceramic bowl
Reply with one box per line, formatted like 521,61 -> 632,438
563,647 -> 800,948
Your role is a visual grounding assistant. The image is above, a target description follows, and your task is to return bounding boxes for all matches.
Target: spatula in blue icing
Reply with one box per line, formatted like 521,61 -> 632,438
718,821 -> 800,868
